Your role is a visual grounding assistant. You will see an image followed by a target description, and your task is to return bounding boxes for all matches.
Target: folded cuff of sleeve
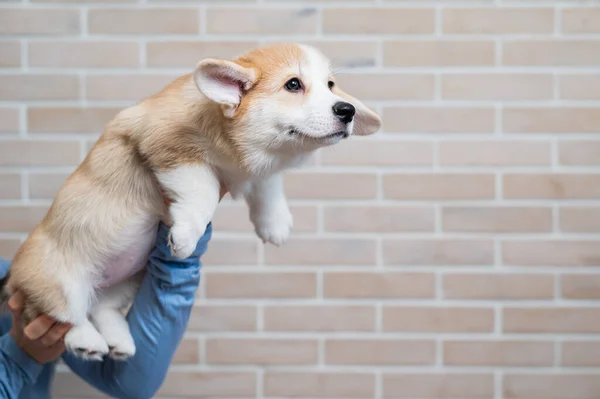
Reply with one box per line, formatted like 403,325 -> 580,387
0,333 -> 44,385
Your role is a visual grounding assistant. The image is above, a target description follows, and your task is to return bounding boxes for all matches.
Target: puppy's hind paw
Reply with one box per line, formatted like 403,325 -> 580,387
64,323 -> 109,361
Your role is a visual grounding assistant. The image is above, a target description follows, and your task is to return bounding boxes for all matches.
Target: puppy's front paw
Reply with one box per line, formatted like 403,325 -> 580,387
65,323 -> 109,361
168,221 -> 203,259
254,206 -> 293,246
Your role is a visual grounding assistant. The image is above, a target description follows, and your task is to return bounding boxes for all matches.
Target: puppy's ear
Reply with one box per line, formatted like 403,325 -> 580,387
194,59 -> 258,115
332,86 -> 382,136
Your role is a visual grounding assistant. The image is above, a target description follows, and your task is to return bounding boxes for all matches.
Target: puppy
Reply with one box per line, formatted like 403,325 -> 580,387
0,43 -> 381,361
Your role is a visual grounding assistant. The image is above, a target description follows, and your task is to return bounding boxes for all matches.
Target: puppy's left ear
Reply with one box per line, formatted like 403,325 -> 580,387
194,59 -> 258,116
332,86 -> 382,136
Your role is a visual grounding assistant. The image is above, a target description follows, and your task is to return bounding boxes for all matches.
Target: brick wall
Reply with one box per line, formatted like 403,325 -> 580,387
1,0 -> 600,398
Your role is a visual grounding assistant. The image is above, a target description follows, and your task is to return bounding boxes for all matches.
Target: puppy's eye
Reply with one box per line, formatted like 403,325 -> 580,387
328,80 -> 335,89
284,78 -> 302,92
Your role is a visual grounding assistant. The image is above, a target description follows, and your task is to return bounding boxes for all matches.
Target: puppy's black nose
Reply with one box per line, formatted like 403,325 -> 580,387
332,101 -> 356,124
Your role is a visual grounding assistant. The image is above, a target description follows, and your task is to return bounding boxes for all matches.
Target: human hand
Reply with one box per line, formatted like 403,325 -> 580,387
8,291 -> 72,365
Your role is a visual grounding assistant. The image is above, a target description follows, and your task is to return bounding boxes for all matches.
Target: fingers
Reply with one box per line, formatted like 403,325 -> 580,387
24,315 -> 58,341
7,291 -> 25,314
39,322 -> 71,347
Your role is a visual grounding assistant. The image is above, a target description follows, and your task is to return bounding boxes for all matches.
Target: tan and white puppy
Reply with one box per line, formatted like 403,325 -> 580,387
0,43 -> 381,361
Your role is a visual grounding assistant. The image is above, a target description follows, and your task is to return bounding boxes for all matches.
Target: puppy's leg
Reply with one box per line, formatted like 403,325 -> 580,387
64,319 -> 109,361
59,270 -> 109,361
90,275 -> 141,361
245,173 -> 293,245
156,164 -> 220,259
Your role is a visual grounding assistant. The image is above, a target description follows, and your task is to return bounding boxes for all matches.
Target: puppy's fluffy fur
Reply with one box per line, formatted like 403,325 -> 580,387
0,43 -> 381,361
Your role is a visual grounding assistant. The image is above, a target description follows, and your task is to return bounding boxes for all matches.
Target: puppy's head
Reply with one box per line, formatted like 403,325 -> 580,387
193,43 -> 381,151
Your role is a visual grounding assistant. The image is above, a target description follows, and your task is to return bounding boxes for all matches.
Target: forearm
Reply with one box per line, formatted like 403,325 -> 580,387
63,222 -> 210,399
0,333 -> 44,399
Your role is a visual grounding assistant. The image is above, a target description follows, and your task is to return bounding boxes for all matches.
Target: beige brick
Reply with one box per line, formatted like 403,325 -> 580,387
384,239 -> 494,266
206,272 -> 316,298
444,273 -> 555,300
89,9 -> 198,35
504,373 -> 600,399
440,140 -> 551,166
443,206 -> 553,233
324,8 -> 434,34
265,238 -> 376,266
383,373 -> 494,399
383,306 -> 495,333
444,341 -> 554,367
384,173 -> 495,200
0,141 -> 80,167
28,107 -> 118,134
34,0 -> 135,2
503,240 -> 600,267
335,73 -> 434,101
188,305 -> 257,332
0,74 -> 79,101
560,207 -> 600,232
383,107 -> 495,134
0,206 -> 48,233
563,8 -> 600,33
384,40 -> 495,67
52,372 -> 109,397
265,372 -> 375,398
173,339 -> 200,365
444,8 -> 553,34
157,372 -> 256,398
321,139 -> 433,167
0,174 -> 20,200
86,74 -> 177,101
560,74 -> 600,100
284,172 -> 377,199
504,307 -> 600,333
324,205 -> 434,233
326,339 -> 435,366
0,108 -> 19,134
147,41 -> 257,68
202,239 -> 258,265
504,107 -> 600,134
504,40 -> 600,66
561,341 -> 600,367
505,174 -> 600,200
28,173 -> 69,200
442,74 -> 553,101
0,41 -> 20,67
207,8 -> 317,35
212,204 -> 316,233
0,240 -> 21,259
207,338 -> 318,365
29,41 -> 140,68
559,141 -> 600,165
301,40 -> 378,68
324,272 -> 436,299
265,305 -> 375,332
0,8 -> 79,35
562,274 -> 600,299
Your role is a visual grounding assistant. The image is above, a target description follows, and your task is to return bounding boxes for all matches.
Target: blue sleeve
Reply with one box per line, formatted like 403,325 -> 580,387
0,258 -> 45,399
62,222 -> 212,399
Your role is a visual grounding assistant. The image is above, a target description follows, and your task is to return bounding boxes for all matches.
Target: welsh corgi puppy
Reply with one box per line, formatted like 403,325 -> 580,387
1,43 -> 381,361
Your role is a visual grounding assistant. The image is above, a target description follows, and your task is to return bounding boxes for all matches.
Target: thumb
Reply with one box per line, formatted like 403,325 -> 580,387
8,291 -> 25,314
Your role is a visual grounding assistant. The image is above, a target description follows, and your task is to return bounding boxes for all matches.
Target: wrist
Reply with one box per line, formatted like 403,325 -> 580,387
0,333 -> 44,383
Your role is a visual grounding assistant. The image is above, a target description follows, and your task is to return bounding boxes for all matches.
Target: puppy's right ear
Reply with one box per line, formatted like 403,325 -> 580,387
194,59 -> 258,116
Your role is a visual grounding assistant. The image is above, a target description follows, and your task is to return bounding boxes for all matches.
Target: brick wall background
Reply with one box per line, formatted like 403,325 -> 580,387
1,0 -> 600,398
